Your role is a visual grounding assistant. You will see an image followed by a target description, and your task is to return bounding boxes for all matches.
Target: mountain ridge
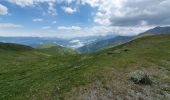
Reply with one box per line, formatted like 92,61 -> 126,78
77,36 -> 133,53
140,26 -> 170,35
77,26 -> 170,53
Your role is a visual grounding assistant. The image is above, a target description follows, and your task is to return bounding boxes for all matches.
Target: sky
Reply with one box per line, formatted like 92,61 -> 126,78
0,0 -> 170,38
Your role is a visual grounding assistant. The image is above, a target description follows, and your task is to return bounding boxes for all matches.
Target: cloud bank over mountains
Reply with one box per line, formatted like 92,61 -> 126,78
0,0 -> 170,38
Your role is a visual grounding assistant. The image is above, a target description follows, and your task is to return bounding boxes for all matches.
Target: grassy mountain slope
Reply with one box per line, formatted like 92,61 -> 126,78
0,42 -> 33,51
37,42 -> 58,49
37,43 -> 78,56
0,35 -> 170,99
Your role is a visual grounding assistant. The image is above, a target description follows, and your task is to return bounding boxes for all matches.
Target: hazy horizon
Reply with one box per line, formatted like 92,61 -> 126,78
0,0 -> 170,38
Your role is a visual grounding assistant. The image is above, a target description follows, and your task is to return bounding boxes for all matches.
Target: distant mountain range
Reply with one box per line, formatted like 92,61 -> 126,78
0,26 -> 170,53
0,37 -> 69,48
0,35 -> 115,49
77,36 -> 133,53
77,26 -> 170,53
140,26 -> 170,35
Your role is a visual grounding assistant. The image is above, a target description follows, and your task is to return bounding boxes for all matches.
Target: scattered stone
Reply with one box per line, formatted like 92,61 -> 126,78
165,93 -> 170,99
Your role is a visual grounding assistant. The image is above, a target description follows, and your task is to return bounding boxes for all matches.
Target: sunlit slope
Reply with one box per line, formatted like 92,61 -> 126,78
37,43 -> 78,56
0,35 -> 170,99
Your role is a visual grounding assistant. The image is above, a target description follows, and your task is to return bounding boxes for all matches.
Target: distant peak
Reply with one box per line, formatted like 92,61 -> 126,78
140,26 -> 170,35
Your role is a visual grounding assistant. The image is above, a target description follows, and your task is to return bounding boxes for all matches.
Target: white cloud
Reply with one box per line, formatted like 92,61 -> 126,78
57,26 -> 81,30
33,18 -> 43,22
7,0 -> 57,15
6,0 -> 76,15
70,39 -> 80,43
5,0 -> 170,37
62,7 -> 76,14
0,4 -> 8,15
80,0 -> 170,26
69,39 -> 84,49
7,0 -> 56,7
84,25 -> 154,36
7,0 -> 170,26
79,0 -> 128,26
48,2 -> 57,16
0,23 -> 23,29
53,25 -> 153,38
0,25 -> 153,38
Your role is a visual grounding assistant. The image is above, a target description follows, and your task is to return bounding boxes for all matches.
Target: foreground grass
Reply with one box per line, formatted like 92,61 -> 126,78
0,35 -> 170,99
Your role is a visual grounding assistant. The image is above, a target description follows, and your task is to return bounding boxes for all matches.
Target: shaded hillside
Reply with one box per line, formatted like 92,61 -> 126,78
0,42 -> 33,51
0,35 -> 170,100
77,36 -> 133,53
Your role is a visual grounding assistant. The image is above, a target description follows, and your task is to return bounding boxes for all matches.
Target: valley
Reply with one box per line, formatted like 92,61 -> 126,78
0,34 -> 170,99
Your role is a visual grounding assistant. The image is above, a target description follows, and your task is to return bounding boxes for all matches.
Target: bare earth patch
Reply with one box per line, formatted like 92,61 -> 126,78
64,66 -> 170,100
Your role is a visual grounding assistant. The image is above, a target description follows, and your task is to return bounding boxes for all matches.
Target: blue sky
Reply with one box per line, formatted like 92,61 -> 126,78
0,0 -> 170,38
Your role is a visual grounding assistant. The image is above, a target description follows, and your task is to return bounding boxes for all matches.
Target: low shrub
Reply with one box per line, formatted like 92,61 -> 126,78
128,70 -> 152,85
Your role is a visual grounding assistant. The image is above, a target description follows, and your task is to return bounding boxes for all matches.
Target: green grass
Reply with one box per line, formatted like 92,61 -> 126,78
37,42 -> 58,49
37,43 -> 78,56
0,34 -> 170,99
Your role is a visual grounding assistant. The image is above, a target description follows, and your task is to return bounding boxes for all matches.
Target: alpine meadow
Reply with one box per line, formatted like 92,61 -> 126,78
0,0 -> 170,100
